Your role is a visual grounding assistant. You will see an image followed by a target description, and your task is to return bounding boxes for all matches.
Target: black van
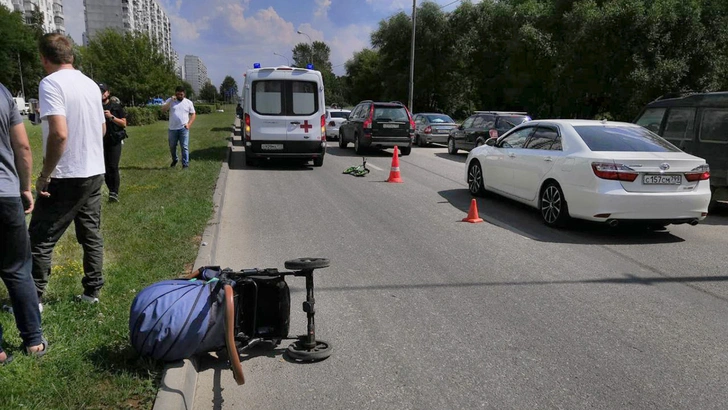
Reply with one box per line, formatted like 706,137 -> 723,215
634,92 -> 728,203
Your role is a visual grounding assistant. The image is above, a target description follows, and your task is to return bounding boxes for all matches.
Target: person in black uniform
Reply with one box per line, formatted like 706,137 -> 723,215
99,83 -> 127,202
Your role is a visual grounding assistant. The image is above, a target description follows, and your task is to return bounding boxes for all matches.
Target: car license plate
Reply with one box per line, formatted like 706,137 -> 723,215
643,174 -> 682,185
382,124 -> 399,129
261,144 -> 283,150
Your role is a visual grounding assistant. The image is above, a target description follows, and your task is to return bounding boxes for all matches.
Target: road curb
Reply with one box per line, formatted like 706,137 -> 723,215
152,124 -> 236,410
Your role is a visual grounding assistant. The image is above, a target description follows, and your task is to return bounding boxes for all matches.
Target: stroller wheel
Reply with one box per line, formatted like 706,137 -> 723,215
284,257 -> 330,270
286,339 -> 333,362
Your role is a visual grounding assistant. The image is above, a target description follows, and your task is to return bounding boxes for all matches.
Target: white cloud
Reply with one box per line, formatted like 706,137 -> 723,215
314,0 -> 332,18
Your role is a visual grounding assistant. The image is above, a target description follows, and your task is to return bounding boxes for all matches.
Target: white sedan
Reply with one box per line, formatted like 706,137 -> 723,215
325,108 -> 351,140
464,119 -> 712,228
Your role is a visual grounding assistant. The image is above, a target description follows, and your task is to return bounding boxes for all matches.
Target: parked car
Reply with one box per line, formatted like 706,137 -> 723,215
448,111 -> 531,154
338,100 -> 415,155
465,120 -> 711,228
634,92 -> 728,204
325,108 -> 351,141
413,113 -> 457,146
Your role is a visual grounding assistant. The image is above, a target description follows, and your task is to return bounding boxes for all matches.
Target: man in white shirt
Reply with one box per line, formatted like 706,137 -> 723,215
161,86 -> 196,168
29,33 -> 107,306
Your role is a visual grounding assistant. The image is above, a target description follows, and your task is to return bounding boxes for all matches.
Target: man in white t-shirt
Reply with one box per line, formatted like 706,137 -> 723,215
161,86 -> 196,168
29,33 -> 107,306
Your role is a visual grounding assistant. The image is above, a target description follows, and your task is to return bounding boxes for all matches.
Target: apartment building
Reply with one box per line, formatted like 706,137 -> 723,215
84,0 -> 173,63
184,55 -> 208,95
3,0 -> 66,34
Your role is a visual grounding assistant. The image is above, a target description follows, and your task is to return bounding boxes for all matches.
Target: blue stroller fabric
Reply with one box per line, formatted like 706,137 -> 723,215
129,267 -> 229,362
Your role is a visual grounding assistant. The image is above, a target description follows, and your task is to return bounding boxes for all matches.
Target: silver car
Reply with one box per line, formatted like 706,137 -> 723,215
325,108 -> 351,141
413,113 -> 457,146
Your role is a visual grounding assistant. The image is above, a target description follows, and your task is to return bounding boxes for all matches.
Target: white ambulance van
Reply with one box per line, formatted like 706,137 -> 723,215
242,64 -> 327,167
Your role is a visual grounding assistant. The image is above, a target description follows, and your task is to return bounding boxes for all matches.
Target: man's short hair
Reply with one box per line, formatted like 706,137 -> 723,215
175,86 -> 185,93
38,33 -> 74,65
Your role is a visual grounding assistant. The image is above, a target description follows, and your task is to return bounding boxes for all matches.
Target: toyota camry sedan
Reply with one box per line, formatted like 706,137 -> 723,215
464,120 -> 712,228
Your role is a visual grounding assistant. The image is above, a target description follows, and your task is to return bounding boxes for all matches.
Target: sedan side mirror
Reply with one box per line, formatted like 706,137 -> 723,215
485,138 -> 497,147
458,124 -> 464,130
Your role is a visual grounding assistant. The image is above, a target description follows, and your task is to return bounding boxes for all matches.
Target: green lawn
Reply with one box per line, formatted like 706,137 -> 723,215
0,106 -> 234,409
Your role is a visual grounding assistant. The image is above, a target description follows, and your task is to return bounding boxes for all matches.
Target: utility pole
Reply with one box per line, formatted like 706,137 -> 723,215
17,53 -> 25,98
408,0 -> 416,113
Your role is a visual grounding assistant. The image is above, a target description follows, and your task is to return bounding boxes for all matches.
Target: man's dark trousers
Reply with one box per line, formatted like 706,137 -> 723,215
0,197 -> 42,347
29,174 -> 105,299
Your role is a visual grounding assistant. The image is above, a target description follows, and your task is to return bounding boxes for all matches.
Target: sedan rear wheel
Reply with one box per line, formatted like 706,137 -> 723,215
467,160 -> 487,197
540,182 -> 570,228
417,135 -> 426,147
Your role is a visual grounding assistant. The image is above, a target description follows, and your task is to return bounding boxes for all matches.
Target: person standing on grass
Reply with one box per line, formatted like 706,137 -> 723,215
99,83 -> 127,203
161,86 -> 196,169
0,82 -> 48,364
29,33 -> 106,308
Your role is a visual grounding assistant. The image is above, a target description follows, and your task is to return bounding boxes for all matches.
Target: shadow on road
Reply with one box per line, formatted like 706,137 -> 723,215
434,152 -> 467,163
325,146 -> 397,158
228,148 -> 315,171
438,188 -> 687,245
703,203 -> 728,225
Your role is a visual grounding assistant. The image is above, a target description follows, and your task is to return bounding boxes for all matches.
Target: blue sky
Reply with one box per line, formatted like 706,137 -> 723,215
63,0 -> 465,87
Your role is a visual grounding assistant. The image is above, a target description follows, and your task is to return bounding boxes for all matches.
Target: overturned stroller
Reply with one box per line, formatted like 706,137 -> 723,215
129,257 -> 332,385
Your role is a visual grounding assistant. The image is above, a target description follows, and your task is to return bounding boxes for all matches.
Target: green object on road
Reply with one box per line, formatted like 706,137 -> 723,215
343,157 -> 369,177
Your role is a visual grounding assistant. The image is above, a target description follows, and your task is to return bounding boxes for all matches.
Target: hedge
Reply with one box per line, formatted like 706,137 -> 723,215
195,105 -> 213,114
126,107 -> 158,126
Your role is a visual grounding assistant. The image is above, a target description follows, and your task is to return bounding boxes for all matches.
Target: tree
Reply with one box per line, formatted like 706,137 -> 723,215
82,29 -> 178,106
198,81 -> 218,102
0,5 -> 44,98
180,79 -> 195,101
219,75 -> 238,104
344,49 -> 384,104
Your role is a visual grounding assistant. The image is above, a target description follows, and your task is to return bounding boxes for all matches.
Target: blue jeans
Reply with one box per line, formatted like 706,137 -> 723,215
168,127 -> 190,167
0,197 -> 43,350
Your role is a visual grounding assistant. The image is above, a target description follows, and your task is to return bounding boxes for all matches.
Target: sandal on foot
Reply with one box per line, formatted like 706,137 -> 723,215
25,337 -> 48,358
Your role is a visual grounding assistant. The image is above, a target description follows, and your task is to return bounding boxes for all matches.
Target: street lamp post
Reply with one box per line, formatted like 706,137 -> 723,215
273,52 -> 291,66
296,30 -> 313,66
408,0 -> 416,113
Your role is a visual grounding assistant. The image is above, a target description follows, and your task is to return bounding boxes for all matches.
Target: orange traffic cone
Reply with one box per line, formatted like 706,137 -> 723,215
462,199 -> 484,223
387,146 -> 403,183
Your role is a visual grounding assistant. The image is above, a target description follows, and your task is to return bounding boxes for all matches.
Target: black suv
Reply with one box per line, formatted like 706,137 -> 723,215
338,100 -> 415,155
634,92 -> 728,203
447,111 -> 532,154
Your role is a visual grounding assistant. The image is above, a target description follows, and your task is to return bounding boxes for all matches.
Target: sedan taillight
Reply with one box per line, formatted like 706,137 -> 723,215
329,121 -> 336,127
591,162 -> 638,182
685,164 -> 710,182
424,126 -> 432,134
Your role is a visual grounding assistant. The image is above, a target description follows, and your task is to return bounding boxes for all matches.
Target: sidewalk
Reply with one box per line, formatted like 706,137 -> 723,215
152,117 -> 241,410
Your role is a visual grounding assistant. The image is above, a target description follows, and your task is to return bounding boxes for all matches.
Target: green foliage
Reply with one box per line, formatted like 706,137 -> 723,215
81,29 -> 179,107
145,105 -> 169,121
344,0 -> 728,121
219,75 -> 238,103
126,107 -> 159,126
195,104 -> 214,114
0,5 -> 44,98
198,82 -> 219,103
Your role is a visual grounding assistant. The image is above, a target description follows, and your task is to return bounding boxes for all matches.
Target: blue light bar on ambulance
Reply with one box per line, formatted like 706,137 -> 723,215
253,63 -> 261,69
306,64 -> 314,69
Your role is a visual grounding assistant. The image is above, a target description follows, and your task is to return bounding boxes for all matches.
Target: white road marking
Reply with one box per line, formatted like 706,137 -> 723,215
368,163 -> 384,171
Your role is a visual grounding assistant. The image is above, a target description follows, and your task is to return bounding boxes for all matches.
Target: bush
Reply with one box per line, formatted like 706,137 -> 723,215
126,107 -> 158,126
145,105 -> 169,121
195,104 -> 213,114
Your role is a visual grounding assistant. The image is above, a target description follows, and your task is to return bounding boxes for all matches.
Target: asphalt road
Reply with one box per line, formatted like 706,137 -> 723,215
194,140 -> 728,410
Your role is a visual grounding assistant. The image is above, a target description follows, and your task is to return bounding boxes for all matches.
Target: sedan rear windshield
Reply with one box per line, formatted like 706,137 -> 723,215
374,106 -> 409,122
426,114 -> 454,123
329,111 -> 350,118
574,125 -> 680,152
